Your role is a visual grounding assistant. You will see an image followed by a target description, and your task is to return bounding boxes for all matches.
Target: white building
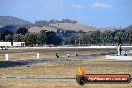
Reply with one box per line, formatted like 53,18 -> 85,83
0,42 -> 11,47
13,42 -> 25,47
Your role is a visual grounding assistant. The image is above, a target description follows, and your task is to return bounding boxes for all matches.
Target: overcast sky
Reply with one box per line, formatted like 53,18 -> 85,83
0,0 -> 132,28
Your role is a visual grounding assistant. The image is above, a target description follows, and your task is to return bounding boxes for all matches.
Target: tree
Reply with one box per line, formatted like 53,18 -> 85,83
69,35 -> 76,45
100,31 -> 111,45
45,31 -> 56,45
52,36 -> 62,45
12,34 -> 25,42
0,34 -> 2,41
115,31 -> 124,44
0,30 -> 13,40
25,33 -> 36,46
36,30 -> 47,45
62,37 -> 70,45
128,30 -> 132,44
88,31 -> 101,44
74,34 -> 81,45
81,31 -> 100,45
16,27 -> 28,35
81,32 -> 91,44
5,34 -> 12,42
124,30 -> 132,44
45,31 -> 62,45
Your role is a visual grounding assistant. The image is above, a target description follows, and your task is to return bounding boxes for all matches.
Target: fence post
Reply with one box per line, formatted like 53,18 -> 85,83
37,53 -> 39,58
5,54 -> 8,61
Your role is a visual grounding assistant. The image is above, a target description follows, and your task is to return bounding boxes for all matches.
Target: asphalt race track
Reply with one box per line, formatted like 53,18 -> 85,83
0,52 -> 115,68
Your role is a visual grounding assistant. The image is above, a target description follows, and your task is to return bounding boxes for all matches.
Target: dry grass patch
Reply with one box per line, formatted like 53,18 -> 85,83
0,59 -> 132,77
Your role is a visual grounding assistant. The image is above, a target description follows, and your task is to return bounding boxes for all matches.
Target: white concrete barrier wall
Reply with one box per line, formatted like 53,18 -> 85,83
106,55 -> 132,60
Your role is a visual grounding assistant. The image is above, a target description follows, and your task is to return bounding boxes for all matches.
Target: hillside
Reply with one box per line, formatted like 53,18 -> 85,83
28,26 -> 42,33
98,27 -> 122,32
28,23 -> 96,33
28,26 -> 57,33
49,23 -> 96,32
0,25 -> 17,32
125,25 -> 132,30
0,16 -> 131,33
0,16 -> 32,26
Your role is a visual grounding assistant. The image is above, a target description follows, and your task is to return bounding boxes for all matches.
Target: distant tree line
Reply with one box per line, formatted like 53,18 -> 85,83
59,29 -> 132,45
70,30 -> 132,45
0,28 -> 62,46
35,19 -> 77,27
0,27 -> 132,46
